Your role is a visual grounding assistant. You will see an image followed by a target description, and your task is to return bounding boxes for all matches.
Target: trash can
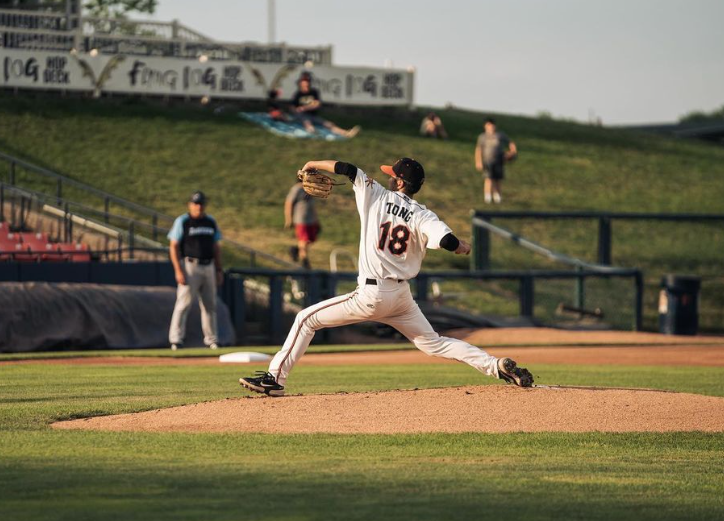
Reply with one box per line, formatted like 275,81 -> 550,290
658,275 -> 701,335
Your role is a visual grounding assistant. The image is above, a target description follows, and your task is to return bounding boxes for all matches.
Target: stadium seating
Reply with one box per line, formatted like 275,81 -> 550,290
8,242 -> 36,262
18,232 -> 49,256
0,231 -> 21,243
41,243 -> 66,262
56,243 -> 91,262
0,233 -> 21,260
0,229 -> 91,262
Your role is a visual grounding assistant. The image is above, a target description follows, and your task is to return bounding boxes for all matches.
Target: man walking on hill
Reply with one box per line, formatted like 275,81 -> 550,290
168,191 -> 223,350
475,117 -> 517,204
240,158 -> 533,397
285,177 -> 321,269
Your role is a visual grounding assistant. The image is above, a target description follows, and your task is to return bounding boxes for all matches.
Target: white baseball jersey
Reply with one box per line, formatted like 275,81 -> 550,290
352,167 -> 452,281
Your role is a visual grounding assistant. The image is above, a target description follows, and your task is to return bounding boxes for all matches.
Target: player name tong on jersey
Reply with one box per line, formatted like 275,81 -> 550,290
384,202 -> 414,223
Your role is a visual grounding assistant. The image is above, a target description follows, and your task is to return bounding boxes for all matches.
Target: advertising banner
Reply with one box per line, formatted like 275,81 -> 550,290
0,49 -> 413,106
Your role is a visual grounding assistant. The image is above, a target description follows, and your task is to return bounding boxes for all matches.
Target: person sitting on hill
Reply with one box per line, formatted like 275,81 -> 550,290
420,112 -> 448,139
292,76 -> 361,138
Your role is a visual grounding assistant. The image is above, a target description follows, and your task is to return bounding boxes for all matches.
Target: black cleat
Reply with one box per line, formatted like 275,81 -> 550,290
239,371 -> 285,397
497,357 -> 534,388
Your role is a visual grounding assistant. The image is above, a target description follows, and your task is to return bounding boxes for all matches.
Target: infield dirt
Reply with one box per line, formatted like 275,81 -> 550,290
53,385 -> 724,434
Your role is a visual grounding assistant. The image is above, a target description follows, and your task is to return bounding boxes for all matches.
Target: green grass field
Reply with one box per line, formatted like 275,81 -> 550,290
1,355 -> 723,521
0,93 -> 723,331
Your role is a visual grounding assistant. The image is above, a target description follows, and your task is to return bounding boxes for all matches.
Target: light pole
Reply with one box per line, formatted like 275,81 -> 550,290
268,0 -> 276,43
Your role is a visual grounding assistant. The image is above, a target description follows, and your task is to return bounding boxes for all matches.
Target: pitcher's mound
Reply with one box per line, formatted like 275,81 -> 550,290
53,385 -> 724,434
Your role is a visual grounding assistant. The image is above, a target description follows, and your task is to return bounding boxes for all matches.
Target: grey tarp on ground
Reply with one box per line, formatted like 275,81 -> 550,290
0,282 -> 235,352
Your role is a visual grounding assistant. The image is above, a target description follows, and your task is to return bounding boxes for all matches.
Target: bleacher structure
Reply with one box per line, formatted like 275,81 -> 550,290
0,150 -> 294,267
0,224 -> 89,262
0,0 -> 332,64
0,2 -> 413,106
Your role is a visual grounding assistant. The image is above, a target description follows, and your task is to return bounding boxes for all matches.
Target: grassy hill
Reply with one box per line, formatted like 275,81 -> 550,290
1,93 -> 723,331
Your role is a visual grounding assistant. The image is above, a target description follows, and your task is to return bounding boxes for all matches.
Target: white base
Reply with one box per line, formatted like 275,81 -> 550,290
219,351 -> 272,364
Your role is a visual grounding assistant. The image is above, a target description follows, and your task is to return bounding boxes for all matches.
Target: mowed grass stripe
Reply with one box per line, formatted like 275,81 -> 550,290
0,431 -> 722,521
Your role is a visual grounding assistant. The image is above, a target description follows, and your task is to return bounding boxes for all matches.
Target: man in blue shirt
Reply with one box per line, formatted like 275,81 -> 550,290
167,191 -> 223,350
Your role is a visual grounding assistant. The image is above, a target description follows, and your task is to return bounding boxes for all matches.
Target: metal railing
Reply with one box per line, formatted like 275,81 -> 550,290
0,8 -> 210,39
1,182 -> 162,259
0,8 -> 71,32
468,216 -> 645,329
0,246 -> 167,262
224,267 -> 644,343
0,151 -> 295,268
81,17 -> 211,41
473,210 -> 724,267
0,8 -> 333,64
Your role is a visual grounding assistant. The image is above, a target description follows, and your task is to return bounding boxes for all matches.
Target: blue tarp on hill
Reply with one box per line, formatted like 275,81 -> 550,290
239,112 -> 348,141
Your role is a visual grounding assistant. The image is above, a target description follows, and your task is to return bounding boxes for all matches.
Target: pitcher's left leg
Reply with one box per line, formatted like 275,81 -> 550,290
384,300 -> 499,378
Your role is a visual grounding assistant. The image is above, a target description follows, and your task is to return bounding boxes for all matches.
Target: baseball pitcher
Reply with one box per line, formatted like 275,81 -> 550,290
240,158 -> 533,396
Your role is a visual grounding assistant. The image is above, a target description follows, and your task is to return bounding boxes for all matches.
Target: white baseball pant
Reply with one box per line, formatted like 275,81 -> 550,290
268,279 -> 500,385
168,259 -> 218,346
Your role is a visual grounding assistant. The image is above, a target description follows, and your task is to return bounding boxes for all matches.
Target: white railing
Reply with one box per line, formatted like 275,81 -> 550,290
0,8 -> 71,32
0,8 -> 333,64
0,27 -> 76,51
80,17 -> 211,42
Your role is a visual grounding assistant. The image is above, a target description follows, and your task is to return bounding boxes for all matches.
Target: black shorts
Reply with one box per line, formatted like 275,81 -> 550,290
295,113 -> 324,127
483,162 -> 505,180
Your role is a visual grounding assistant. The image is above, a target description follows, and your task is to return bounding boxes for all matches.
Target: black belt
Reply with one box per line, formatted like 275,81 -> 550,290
365,278 -> 403,285
184,257 -> 213,265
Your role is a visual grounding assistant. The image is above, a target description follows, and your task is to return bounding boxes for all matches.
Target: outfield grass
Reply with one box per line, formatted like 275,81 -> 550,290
1,360 -> 723,520
1,93 -> 723,330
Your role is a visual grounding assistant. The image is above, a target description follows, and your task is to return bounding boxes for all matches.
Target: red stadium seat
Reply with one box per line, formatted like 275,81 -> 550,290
1,232 -> 21,243
11,243 -> 38,262
57,243 -> 91,262
0,237 -> 18,249
0,236 -> 22,261
20,232 -> 49,251
41,243 -> 66,262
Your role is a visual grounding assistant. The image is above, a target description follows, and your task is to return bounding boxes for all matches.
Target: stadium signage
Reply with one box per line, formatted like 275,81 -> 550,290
0,49 -> 413,106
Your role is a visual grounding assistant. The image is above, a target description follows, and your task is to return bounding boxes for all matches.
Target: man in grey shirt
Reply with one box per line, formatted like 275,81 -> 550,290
285,179 -> 320,269
475,117 -> 517,204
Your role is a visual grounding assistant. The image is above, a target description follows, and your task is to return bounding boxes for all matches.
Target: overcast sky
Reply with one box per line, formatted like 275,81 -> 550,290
149,0 -> 724,124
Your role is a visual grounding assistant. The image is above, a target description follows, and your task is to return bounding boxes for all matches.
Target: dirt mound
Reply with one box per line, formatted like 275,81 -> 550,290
53,385 -> 724,434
